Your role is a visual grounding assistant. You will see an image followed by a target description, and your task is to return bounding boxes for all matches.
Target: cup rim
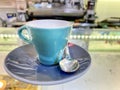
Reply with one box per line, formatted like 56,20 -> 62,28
26,19 -> 73,29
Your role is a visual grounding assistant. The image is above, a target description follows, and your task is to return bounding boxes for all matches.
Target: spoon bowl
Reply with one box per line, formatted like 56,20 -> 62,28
59,58 -> 80,73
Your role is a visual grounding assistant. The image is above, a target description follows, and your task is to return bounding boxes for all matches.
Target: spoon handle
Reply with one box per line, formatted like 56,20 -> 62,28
65,44 -> 72,60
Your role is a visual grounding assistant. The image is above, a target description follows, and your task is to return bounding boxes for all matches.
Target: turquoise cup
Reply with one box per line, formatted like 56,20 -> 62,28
18,19 -> 73,65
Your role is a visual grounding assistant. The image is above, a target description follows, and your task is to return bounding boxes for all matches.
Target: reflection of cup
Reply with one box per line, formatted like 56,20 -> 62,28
18,19 -> 72,65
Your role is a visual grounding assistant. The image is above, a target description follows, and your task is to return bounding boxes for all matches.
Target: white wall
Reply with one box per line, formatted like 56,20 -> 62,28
95,0 -> 120,22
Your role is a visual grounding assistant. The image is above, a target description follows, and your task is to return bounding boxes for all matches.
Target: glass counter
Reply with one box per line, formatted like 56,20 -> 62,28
0,27 -> 120,52
0,27 -> 120,90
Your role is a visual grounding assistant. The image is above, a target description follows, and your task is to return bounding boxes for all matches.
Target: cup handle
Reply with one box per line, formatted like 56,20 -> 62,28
18,25 -> 32,43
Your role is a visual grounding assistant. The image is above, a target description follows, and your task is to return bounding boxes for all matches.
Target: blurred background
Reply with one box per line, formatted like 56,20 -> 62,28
0,0 -> 120,90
